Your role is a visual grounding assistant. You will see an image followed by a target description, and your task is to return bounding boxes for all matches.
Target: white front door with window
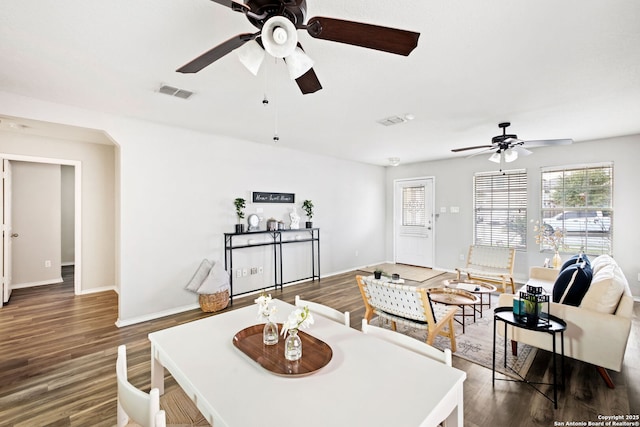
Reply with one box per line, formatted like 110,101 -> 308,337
394,178 -> 434,268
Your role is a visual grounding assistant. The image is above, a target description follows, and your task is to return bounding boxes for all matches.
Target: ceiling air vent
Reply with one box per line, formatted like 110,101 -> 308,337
376,114 -> 414,127
158,84 -> 193,99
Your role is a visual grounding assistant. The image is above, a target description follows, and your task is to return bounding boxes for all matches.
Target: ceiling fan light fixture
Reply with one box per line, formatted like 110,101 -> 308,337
286,46 -> 314,79
261,16 -> 298,58
488,152 -> 502,163
504,148 -> 518,163
237,40 -> 265,75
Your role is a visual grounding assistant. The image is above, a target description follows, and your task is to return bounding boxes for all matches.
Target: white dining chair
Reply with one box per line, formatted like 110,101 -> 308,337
361,319 -> 452,366
116,345 -> 166,427
295,295 -> 350,327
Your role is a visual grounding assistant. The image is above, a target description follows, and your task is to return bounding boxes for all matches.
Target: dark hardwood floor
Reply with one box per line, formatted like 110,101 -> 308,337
0,266 -> 638,426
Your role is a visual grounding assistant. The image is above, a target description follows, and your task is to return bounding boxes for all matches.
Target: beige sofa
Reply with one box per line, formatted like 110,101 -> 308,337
497,255 -> 634,388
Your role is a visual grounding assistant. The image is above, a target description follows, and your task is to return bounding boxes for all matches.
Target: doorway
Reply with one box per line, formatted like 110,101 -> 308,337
1,155 -> 81,306
393,177 -> 435,268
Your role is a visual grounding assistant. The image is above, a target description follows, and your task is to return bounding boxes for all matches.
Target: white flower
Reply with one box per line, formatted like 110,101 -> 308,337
281,306 -> 314,336
255,294 -> 277,322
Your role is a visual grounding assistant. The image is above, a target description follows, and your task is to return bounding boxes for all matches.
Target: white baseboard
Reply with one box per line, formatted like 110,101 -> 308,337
79,286 -> 116,295
115,302 -> 200,328
12,278 -> 63,289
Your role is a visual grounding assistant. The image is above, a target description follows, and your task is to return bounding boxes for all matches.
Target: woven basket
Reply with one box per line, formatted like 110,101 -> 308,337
198,290 -> 229,312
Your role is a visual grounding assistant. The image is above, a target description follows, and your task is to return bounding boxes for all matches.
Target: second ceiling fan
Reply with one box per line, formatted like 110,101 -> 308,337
177,0 -> 420,94
452,122 -> 573,168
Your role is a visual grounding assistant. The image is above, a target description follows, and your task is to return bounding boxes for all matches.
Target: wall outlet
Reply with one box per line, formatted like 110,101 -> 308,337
459,254 -> 465,261
236,269 -> 242,278
258,266 -> 263,274
44,260 -> 52,268
242,268 -> 248,277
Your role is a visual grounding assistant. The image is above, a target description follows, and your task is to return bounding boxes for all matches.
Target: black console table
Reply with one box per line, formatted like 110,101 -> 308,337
223,228 -> 320,303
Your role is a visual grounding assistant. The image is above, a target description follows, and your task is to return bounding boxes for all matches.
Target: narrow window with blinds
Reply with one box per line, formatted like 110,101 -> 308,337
540,163 -> 613,255
474,169 -> 527,249
402,186 -> 426,226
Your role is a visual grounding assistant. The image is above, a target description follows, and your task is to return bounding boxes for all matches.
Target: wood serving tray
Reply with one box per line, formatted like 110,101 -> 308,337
428,288 -> 480,305
232,324 -> 332,377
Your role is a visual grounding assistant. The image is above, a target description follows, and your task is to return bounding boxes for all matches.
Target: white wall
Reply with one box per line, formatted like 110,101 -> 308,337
0,91 -> 387,325
110,117 -> 386,324
385,135 -> 640,297
11,161 -> 61,286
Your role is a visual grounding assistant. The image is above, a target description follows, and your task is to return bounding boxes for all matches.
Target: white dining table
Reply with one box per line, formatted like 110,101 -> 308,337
149,298 -> 466,427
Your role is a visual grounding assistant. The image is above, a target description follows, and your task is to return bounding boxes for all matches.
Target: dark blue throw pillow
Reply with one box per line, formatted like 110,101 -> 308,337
560,253 -> 591,272
552,263 -> 593,306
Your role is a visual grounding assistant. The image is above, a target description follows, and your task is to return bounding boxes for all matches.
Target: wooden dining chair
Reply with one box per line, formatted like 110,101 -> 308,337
295,295 -> 350,327
361,319 -> 452,366
116,345 -> 166,427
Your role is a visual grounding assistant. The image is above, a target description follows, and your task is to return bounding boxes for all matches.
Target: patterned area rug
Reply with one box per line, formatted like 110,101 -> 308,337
372,302 -> 537,379
360,263 -> 446,283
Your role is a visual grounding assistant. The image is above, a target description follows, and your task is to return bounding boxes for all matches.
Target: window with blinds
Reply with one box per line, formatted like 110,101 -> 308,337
474,169 -> 527,249
540,163 -> 613,255
402,185 -> 426,226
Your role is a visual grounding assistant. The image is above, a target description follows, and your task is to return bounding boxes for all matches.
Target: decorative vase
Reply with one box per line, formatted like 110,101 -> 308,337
552,251 -> 562,269
235,223 -> 245,234
284,329 -> 302,361
263,320 -> 278,346
305,221 -> 313,229
374,271 -> 382,279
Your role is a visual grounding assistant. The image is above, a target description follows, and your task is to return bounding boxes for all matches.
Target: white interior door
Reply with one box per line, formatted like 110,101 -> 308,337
2,159 -> 13,304
394,178 -> 434,268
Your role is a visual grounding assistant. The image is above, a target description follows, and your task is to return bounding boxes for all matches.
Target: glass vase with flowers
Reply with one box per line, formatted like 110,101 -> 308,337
255,294 -> 278,345
281,306 -> 314,361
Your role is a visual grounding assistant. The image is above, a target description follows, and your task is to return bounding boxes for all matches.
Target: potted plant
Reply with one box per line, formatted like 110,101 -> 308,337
302,199 -> 314,228
234,197 -> 246,233
373,269 -> 385,280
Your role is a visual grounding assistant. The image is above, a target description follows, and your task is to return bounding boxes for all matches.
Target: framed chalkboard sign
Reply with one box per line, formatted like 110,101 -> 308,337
252,192 -> 295,204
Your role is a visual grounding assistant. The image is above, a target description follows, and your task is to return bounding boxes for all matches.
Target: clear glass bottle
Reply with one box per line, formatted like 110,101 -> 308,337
284,329 -> 302,361
263,320 -> 279,345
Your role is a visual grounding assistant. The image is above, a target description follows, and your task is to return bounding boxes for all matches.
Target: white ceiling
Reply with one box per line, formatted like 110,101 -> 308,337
1,0 -> 639,166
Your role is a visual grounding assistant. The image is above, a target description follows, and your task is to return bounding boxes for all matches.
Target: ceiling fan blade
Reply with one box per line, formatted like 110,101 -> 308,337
295,67 -> 322,94
468,147 -> 496,158
209,0 -> 250,13
451,145 -> 493,153
524,138 -> 573,147
177,32 -> 260,73
305,17 -> 419,56
513,146 -> 532,156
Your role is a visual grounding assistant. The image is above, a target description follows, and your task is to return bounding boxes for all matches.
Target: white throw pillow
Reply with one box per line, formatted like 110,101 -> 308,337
185,259 -> 212,293
579,263 -> 624,314
591,254 -> 614,275
197,260 -> 230,295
